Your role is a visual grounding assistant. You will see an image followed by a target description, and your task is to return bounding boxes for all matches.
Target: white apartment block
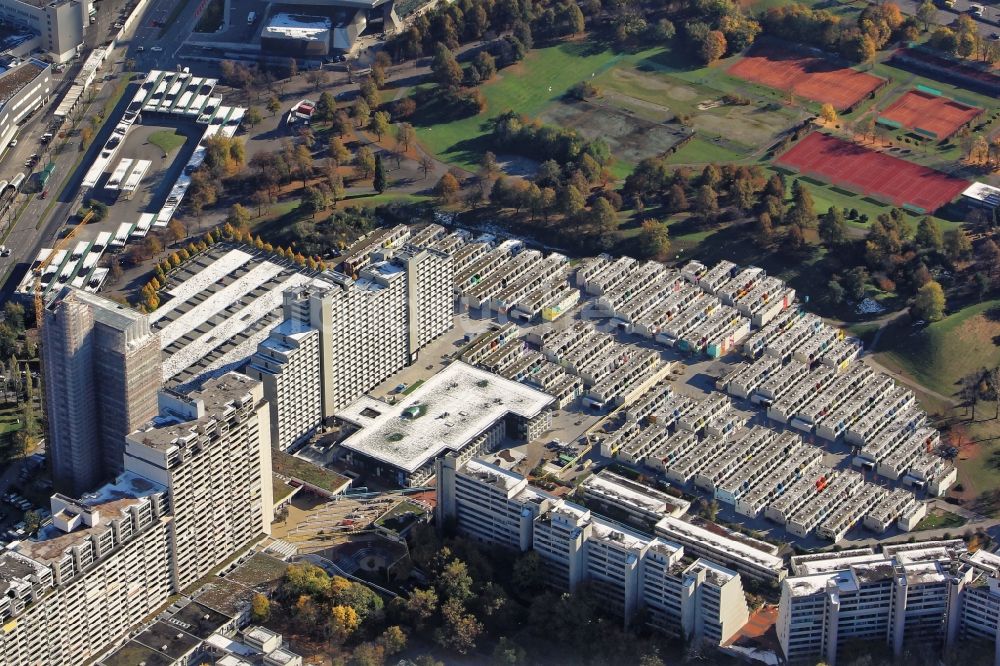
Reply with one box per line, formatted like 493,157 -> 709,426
778,541 -> 1000,665
0,373 -> 276,666
124,372 -> 274,591
246,319 -> 322,451
437,457 -> 750,647
0,474 -> 172,666
281,248 -> 453,418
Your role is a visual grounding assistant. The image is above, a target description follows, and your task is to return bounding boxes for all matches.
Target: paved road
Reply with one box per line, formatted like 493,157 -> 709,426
885,0 -> 999,36
0,0 -> 146,303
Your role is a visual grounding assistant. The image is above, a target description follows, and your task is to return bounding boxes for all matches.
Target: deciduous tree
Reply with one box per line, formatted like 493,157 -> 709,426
913,280 -> 945,321
436,172 -> 460,203
699,31 -> 728,64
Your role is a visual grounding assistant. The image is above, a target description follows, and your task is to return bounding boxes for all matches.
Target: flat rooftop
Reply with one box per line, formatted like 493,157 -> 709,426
129,373 -> 261,452
338,361 -> 553,472
264,13 -> 332,41
0,58 -> 45,107
17,472 -> 165,563
582,470 -> 689,516
655,516 -> 784,572
151,246 -> 321,388
463,458 -> 526,492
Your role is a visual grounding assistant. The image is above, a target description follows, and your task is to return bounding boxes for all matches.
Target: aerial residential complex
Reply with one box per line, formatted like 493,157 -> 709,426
11,218 -> 984,665
437,455 -> 752,646
441,454 -> 1000,664
338,361 -> 553,487
0,372 -> 273,665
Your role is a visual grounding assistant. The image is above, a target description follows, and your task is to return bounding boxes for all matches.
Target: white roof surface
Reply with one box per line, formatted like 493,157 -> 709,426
656,515 -> 784,571
160,271 -> 312,382
264,13 -> 332,41
157,259 -> 285,347
338,361 -> 554,472
151,249 -> 254,323
963,182 -> 1000,206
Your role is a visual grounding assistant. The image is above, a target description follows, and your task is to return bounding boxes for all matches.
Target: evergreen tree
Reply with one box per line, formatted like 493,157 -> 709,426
374,155 -> 388,193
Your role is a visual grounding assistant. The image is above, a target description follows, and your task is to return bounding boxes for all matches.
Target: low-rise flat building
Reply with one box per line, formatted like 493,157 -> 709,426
339,361 -> 553,487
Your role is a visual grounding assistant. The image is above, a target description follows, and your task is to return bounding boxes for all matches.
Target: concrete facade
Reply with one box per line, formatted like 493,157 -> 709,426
43,287 -> 161,495
436,456 -> 751,647
124,373 -> 274,590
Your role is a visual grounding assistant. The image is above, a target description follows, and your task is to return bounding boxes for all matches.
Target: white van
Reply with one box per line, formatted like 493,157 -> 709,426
247,11 -> 256,24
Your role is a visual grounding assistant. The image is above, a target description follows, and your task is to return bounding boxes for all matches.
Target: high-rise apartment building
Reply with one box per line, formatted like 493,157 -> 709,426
777,542 -> 1000,665
0,474 -> 173,665
246,319 -> 322,451
254,247 -> 454,449
0,376 -> 274,664
124,372 -> 274,590
436,456 -> 751,646
42,287 -> 161,495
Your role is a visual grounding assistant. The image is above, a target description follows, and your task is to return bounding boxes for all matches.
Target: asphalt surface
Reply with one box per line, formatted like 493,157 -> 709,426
891,0 -> 999,36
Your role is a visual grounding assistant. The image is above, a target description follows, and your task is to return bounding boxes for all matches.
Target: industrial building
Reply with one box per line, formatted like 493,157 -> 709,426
339,361 -> 553,487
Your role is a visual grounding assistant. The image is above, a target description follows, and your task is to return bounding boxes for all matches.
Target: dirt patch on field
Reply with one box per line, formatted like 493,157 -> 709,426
693,105 -> 796,149
603,66 -> 699,101
539,99 -> 690,165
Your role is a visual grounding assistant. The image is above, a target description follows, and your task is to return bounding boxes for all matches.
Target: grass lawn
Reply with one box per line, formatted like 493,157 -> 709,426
413,40 -> 811,171
148,129 -> 186,155
273,475 -> 297,504
876,299 -> 1000,398
914,508 -> 967,531
401,379 -> 424,395
665,136 -> 747,165
375,499 -> 428,532
413,41 -> 630,170
273,450 -> 350,494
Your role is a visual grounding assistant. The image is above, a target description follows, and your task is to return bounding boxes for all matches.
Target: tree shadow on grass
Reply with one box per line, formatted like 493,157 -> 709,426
435,134 -> 495,169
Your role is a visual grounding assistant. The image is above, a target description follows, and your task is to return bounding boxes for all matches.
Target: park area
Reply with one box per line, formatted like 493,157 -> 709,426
727,44 -> 885,110
879,89 -> 982,140
775,132 -> 968,212
411,41 -> 807,172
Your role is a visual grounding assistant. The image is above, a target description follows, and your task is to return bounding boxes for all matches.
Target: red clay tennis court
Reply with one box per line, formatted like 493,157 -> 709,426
728,45 -> 885,110
880,89 -> 982,140
776,133 -> 969,212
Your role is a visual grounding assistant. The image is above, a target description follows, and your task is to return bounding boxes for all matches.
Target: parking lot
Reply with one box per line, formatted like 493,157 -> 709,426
0,452 -> 51,543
